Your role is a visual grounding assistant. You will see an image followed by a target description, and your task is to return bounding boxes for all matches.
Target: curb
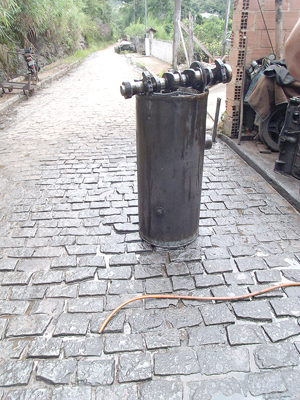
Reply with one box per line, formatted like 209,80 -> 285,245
0,59 -> 82,113
219,133 -> 300,213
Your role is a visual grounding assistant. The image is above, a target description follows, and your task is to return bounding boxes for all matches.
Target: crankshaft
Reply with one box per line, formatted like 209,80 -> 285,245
120,59 -> 232,99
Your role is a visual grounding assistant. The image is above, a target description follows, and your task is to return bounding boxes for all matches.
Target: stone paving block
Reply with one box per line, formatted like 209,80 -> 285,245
198,345 -> 250,375
232,301 -> 273,321
281,368 -> 300,399
108,280 -> 143,295
145,277 -> 173,294
33,247 -> 65,258
139,253 -> 167,265
65,244 -> 98,256
281,269 -> 300,282
188,325 -> 227,346
30,299 -> 64,317
283,286 -> 300,297
105,294 -> 143,311
0,300 -> 30,316
91,312 -> 126,334
46,283 -> 78,298
169,249 -> 202,263
187,262 -> 204,275
98,265 -> 132,280
262,318 -> 300,342
7,248 -> 35,258
248,284 -> 284,298
194,274 -> 224,288
270,298 -> 300,317
227,324 -> 266,345
6,314 -> 52,338
0,339 -> 30,360
264,254 -> 298,269
64,337 -> 103,357
144,328 -> 180,349
0,360 -> 34,386
96,383 -> 139,400
203,259 -> 233,274
0,318 -> 8,339
51,255 -> 77,268
100,241 -> 126,254
65,267 -> 97,283
165,307 -> 202,328
53,313 -> 90,336
1,271 -> 32,285
114,223 -> 138,233
104,333 -> 144,353
129,309 -> 165,333
166,262 -> 189,276
204,247 -> 230,260
78,255 -> 106,268
145,298 -> 179,309
79,280 -> 107,296
247,371 -> 287,396
109,253 -> 138,266
32,270 -> 64,285
36,359 -> 76,384
135,264 -> 163,279
127,242 -> 153,253
154,347 -> 200,375
118,353 -> 152,383
5,388 -> 48,400
140,380 -> 183,400
200,303 -> 235,325
50,236 -> 76,247
16,258 -> 51,274
254,343 -> 300,369
255,269 -> 282,283
235,256 -> 267,272
211,284 -> 249,298
77,359 -> 114,385
27,337 -> 62,358
10,285 -> 47,300
0,259 -> 18,271
52,387 -> 92,400
171,275 -> 195,291
187,377 -> 242,400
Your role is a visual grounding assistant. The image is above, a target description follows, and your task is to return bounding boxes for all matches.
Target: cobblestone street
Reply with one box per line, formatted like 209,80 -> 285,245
0,45 -> 300,399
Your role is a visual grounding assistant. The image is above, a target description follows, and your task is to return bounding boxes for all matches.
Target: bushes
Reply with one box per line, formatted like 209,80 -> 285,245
0,0 -> 112,54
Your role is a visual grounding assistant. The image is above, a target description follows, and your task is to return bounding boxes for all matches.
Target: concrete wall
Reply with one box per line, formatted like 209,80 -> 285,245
151,39 -> 173,65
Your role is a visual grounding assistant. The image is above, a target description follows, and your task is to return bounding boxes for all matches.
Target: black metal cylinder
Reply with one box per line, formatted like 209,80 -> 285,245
136,89 -> 208,248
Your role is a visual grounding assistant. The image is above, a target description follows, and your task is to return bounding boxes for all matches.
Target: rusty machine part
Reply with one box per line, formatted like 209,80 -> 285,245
275,96 -> 300,179
120,59 -> 232,249
120,59 -> 232,99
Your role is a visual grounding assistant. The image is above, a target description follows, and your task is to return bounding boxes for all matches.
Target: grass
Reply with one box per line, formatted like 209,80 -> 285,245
62,41 -> 113,65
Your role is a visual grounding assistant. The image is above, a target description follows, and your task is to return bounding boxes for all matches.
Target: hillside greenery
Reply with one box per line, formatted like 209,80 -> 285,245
0,0 -> 232,70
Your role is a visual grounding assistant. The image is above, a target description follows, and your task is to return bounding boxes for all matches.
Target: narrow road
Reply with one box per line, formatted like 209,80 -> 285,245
0,45 -> 299,399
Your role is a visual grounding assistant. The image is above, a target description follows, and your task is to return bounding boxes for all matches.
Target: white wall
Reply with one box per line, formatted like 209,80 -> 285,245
151,39 -> 172,65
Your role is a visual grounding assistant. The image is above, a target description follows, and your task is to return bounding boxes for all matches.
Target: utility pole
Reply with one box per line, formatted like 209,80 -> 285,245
275,0 -> 283,59
188,12 -> 194,64
133,0 -> 135,24
172,0 -> 181,69
145,0 -> 147,35
221,0 -> 231,58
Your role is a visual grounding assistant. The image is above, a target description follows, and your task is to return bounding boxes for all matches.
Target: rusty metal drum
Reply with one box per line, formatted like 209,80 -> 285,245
136,89 -> 208,248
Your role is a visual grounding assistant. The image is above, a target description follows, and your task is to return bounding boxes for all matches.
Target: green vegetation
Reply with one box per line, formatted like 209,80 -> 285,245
118,0 -> 232,60
0,0 -> 112,60
0,0 -> 232,75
